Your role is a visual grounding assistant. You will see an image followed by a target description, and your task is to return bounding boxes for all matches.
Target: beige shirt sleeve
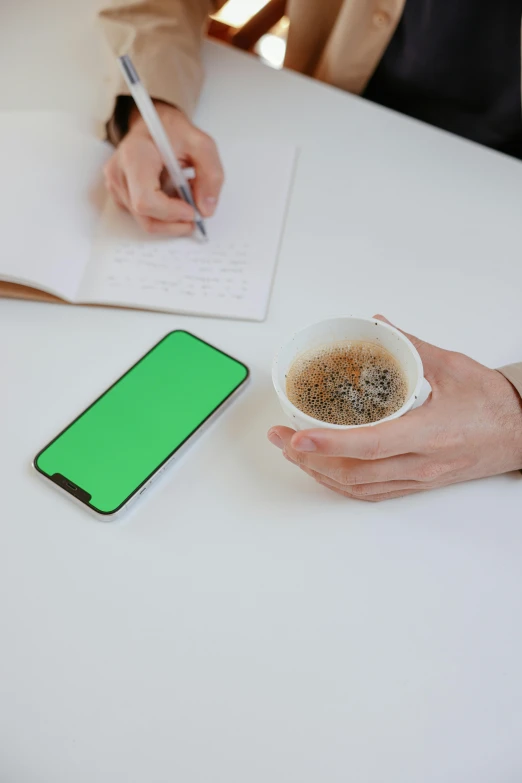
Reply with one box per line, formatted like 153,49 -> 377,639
98,0 -> 217,143
498,362 -> 522,399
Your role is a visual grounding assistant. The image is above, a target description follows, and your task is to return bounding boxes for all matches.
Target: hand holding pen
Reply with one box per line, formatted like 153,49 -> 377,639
103,55 -> 224,239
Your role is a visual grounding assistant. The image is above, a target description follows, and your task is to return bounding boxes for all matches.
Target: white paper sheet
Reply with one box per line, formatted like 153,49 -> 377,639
80,143 -> 296,321
0,114 -> 296,320
0,113 -> 111,300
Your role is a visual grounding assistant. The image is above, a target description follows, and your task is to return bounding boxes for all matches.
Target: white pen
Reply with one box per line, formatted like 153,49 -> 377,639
118,54 -> 207,241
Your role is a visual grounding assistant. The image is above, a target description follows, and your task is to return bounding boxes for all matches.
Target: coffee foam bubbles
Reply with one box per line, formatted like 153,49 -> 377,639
286,340 -> 408,426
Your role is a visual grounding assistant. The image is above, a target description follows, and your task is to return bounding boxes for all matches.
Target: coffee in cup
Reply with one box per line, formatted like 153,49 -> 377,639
286,340 -> 408,426
272,317 -> 431,431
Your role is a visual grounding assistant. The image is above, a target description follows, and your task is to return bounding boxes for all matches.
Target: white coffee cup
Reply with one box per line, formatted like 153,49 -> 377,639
272,316 -> 432,431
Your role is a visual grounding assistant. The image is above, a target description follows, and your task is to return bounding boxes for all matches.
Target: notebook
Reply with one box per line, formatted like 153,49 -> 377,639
0,113 -> 296,321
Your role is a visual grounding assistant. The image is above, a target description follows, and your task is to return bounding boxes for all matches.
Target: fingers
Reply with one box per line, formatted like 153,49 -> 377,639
133,216 -> 194,237
104,157 -> 131,211
271,423 -> 408,481
112,192 -> 128,211
317,473 -> 426,497
104,131 -> 198,236
269,424 -> 437,487
105,163 -> 192,234
319,483 -> 425,503
268,426 -> 294,450
123,144 -> 196,224
294,460 -> 426,501
188,132 -> 225,217
105,104 -> 224,235
288,409 -> 430,461
288,448 -> 426,485
302,465 -> 426,501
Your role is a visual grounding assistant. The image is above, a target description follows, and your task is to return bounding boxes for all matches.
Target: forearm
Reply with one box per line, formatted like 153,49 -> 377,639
98,0 -> 217,143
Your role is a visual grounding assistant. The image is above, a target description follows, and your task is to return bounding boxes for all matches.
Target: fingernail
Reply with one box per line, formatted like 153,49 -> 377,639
373,314 -> 392,326
267,430 -> 283,449
204,196 -> 217,216
294,437 -> 316,452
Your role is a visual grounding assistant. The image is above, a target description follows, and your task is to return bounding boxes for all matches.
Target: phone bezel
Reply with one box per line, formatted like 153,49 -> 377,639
33,330 -> 250,518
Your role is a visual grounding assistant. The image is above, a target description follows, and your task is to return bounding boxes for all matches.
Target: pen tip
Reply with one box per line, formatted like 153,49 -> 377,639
197,221 -> 208,242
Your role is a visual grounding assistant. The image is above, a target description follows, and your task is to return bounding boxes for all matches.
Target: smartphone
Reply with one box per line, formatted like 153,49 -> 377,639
34,331 -> 249,519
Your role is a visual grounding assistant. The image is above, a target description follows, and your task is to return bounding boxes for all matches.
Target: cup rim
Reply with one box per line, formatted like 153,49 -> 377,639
272,316 -> 425,430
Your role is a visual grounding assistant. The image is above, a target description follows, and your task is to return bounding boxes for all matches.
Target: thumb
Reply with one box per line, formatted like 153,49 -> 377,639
189,133 -> 225,218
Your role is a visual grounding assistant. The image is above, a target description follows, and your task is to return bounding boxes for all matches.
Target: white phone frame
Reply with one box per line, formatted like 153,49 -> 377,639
32,332 -> 250,521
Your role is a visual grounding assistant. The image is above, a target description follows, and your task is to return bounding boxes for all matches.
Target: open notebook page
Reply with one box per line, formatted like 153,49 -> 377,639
0,113 -> 111,301
80,142 -> 296,321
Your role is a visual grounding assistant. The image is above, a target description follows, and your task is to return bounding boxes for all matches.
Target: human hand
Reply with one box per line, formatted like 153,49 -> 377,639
103,102 -> 224,236
268,317 -> 522,502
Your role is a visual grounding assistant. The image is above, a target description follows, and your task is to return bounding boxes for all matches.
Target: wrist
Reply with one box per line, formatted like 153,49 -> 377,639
128,100 -> 184,133
495,370 -> 522,469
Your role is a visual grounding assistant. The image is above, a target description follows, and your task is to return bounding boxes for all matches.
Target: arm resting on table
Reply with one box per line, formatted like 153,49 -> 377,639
98,0 -> 219,143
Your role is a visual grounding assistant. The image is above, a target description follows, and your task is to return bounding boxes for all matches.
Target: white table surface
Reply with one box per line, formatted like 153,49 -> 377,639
2,3 -> 522,781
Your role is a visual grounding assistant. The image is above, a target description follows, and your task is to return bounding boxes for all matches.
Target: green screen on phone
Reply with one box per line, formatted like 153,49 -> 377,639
35,331 -> 249,515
